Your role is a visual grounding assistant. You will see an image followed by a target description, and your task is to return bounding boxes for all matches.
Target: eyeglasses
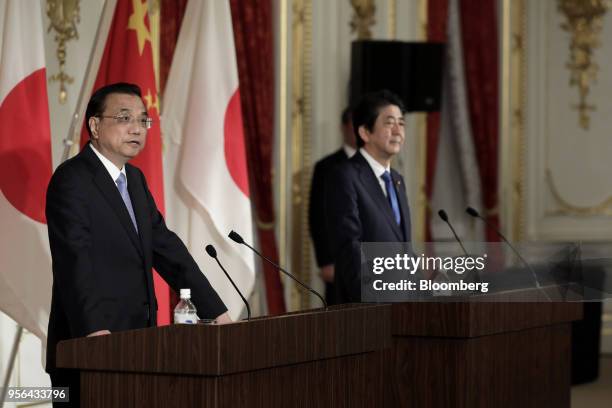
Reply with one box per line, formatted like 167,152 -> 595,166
98,114 -> 153,130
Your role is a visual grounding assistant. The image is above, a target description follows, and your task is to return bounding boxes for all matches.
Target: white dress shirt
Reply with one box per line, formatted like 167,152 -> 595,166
343,144 -> 357,158
89,144 -> 127,186
360,148 -> 391,197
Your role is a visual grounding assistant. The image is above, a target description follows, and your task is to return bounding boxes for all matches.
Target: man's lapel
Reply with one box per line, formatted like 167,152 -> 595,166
126,166 -> 152,261
81,146 -> 144,257
126,166 -> 155,302
353,153 -> 404,241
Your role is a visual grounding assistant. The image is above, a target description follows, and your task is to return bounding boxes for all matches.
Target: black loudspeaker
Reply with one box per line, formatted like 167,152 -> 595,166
350,40 -> 444,112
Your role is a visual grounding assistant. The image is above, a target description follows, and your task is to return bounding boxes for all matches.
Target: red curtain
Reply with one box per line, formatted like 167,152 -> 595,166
160,0 -> 188,94
230,0 -> 286,314
459,0 -> 500,241
425,0 -> 449,241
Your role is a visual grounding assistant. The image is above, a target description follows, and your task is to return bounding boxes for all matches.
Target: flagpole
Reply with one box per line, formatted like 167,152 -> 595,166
61,0 -> 118,163
0,325 -> 23,407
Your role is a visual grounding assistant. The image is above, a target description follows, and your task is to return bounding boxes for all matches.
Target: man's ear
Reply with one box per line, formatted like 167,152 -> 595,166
88,117 -> 99,139
358,125 -> 370,144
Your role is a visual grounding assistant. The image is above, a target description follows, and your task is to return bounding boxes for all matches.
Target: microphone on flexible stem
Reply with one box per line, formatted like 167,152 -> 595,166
438,209 -> 469,256
438,209 -> 481,284
205,244 -> 251,321
465,206 -> 544,291
228,230 -> 328,309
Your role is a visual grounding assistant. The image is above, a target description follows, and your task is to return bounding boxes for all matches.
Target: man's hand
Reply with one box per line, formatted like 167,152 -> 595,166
319,264 -> 335,283
86,330 -> 111,337
214,311 -> 233,325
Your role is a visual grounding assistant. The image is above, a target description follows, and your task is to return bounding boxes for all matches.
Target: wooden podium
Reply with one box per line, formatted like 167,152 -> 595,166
56,304 -> 390,407
387,300 -> 583,408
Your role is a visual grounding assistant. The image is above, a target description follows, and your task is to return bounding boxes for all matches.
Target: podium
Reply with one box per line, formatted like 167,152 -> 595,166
387,300 -> 583,408
56,304 -> 390,407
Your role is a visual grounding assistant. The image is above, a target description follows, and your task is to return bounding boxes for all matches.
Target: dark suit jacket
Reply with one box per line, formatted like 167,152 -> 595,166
45,145 -> 226,370
308,149 -> 348,304
326,151 -> 411,303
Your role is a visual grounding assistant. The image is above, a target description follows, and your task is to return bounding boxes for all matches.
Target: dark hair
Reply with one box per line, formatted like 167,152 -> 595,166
85,82 -> 143,138
341,106 -> 352,125
351,90 -> 406,148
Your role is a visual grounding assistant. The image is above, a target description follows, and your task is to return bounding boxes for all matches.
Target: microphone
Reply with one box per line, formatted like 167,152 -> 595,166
228,230 -> 328,309
465,206 -> 543,290
205,244 -> 251,321
438,209 -> 469,256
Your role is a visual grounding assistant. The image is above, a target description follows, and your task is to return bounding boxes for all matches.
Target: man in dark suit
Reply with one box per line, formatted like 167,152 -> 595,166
308,107 -> 356,304
45,83 -> 229,405
326,90 -> 411,303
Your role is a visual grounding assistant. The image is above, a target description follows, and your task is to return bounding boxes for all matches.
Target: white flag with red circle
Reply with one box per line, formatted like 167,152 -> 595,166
162,0 -> 255,319
0,0 -> 53,340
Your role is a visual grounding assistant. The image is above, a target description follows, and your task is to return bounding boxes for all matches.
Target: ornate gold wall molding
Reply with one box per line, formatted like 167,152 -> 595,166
545,0 -> 612,218
290,0 -> 313,310
415,0 -> 428,243
46,0 -> 80,104
501,0 -> 527,241
350,0 -> 376,39
545,169 -> 612,216
557,0 -> 608,130
278,0 -> 289,270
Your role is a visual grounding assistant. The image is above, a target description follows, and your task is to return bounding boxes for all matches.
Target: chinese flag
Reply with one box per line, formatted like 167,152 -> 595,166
81,0 -> 170,324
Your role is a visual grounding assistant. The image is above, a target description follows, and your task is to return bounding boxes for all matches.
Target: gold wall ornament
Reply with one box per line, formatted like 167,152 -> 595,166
557,0 -> 608,130
350,0 -> 376,39
46,0 -> 81,104
289,0 -> 313,311
545,168 -> 612,216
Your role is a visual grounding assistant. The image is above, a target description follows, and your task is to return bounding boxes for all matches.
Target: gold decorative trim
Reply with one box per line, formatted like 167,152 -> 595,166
387,0 -> 396,39
255,217 -> 276,230
414,113 -> 427,243
46,0 -> 81,104
513,0 -> 527,241
279,0 -> 289,270
557,0 -> 608,130
415,0 -> 428,243
500,0 -> 527,241
545,169 -> 612,216
290,0 -> 313,310
543,1 -> 612,218
350,0 -> 376,39
419,0 -> 428,38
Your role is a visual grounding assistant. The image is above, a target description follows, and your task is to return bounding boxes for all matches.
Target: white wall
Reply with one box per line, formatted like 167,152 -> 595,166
524,0 -> 612,241
522,0 -> 612,352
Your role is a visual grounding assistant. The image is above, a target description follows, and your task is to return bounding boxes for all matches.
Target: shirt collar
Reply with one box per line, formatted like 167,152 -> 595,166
343,144 -> 357,158
89,143 -> 126,184
360,148 -> 390,178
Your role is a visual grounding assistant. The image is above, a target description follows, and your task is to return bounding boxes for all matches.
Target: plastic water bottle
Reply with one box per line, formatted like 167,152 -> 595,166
174,288 -> 199,324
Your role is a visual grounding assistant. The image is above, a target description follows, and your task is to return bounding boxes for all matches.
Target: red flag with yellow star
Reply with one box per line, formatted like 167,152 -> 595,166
81,0 -> 170,324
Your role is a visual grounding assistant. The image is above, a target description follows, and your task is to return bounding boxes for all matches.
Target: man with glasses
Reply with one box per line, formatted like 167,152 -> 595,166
45,83 -> 230,405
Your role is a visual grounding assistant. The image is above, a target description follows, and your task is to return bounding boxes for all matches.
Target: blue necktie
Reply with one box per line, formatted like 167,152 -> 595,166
116,173 -> 138,233
381,171 -> 401,225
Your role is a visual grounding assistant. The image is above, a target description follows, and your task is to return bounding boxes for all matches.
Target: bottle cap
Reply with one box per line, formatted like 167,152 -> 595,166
180,288 -> 191,298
